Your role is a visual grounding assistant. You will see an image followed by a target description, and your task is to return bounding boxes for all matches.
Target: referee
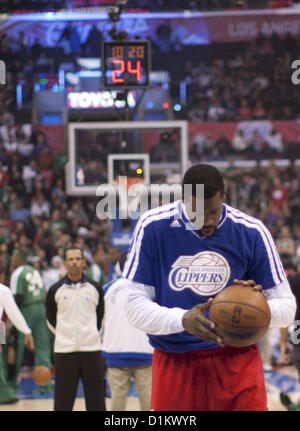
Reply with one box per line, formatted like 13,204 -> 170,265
45,246 -> 105,411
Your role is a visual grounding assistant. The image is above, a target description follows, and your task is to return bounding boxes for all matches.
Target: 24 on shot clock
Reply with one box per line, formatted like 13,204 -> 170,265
102,40 -> 151,89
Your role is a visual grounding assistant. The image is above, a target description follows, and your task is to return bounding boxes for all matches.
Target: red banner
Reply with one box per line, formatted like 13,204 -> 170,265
11,120 -> 300,156
188,120 -> 300,144
35,125 -> 65,155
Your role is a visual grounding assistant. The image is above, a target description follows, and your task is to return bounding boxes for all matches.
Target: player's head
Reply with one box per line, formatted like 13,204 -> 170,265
182,164 -> 225,237
10,252 -> 26,272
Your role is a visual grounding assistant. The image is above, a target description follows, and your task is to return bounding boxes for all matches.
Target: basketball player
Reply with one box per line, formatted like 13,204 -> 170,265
122,163 -> 296,411
9,260 -> 52,387
0,282 -> 33,404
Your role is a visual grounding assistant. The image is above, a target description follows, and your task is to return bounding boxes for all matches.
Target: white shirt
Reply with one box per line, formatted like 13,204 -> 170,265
101,277 -> 153,355
266,133 -> 283,151
30,200 -> 51,218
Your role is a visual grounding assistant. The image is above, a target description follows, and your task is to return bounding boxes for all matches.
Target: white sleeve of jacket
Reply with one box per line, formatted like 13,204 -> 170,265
1,286 -> 31,335
124,279 -> 186,335
125,278 -> 297,334
266,278 -> 297,328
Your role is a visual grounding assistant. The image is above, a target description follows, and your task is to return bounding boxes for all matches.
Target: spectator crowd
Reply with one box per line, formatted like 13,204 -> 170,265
224,162 -> 300,276
184,32 -> 300,123
0,121 -> 299,287
0,9 -> 298,125
1,29 -> 299,125
0,124 -> 113,289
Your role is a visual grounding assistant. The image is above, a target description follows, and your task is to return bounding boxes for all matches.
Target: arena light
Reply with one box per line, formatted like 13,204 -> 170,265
58,70 -> 65,91
173,104 -> 182,112
16,83 -> 22,107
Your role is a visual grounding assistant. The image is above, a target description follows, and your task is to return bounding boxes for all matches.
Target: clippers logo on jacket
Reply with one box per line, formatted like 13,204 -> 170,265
169,251 -> 230,295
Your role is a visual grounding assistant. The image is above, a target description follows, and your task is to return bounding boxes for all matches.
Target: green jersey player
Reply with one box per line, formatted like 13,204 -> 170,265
9,264 -> 52,387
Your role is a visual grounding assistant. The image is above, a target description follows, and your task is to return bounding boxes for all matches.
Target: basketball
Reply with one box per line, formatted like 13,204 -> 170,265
209,285 -> 271,347
32,366 -> 52,386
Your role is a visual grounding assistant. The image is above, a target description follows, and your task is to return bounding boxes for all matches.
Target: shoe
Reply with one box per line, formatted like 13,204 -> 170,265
0,397 -> 19,405
280,392 -> 299,410
280,392 -> 292,408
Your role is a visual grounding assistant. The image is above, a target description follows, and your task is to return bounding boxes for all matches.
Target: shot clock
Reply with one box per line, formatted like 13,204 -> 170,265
102,40 -> 151,89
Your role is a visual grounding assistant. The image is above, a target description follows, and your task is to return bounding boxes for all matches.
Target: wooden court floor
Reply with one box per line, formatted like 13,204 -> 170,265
0,364 -> 299,411
0,392 -> 295,411
0,395 -> 292,412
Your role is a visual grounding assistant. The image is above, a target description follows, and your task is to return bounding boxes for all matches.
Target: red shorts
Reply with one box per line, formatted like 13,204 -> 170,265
150,344 -> 268,411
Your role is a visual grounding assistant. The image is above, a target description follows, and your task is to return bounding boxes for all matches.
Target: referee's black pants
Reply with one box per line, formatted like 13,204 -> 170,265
54,350 -> 106,411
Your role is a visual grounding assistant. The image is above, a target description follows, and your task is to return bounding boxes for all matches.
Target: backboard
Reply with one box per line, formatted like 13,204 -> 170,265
66,120 -> 188,196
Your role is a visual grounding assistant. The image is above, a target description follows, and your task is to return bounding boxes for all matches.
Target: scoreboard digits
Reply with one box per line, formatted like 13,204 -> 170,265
112,46 -> 124,58
128,45 -> 145,58
102,40 -> 150,89
112,60 -> 141,83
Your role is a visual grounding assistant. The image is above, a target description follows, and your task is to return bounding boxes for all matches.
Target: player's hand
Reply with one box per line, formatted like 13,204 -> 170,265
182,299 -> 224,346
233,279 -> 262,291
233,279 -> 268,298
280,342 -> 290,365
25,334 -> 34,351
